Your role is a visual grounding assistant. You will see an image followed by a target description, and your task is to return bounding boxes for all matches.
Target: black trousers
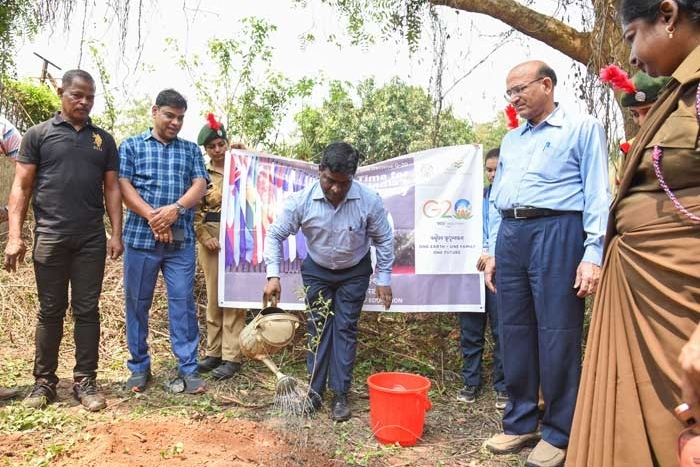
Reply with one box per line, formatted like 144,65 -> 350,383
32,230 -> 106,383
301,252 -> 372,396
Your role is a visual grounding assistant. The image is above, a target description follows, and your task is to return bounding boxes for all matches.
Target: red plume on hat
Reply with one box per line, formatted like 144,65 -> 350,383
205,112 -> 221,131
599,64 -> 637,94
505,104 -> 519,129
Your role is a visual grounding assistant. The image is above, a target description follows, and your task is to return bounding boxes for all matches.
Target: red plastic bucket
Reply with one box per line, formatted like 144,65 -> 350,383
367,372 -> 432,446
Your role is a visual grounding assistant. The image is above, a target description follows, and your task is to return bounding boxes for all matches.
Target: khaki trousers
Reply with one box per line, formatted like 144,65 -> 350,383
197,244 -> 246,362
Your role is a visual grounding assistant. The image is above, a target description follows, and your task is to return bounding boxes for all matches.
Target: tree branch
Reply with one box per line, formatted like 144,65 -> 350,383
430,0 -> 592,65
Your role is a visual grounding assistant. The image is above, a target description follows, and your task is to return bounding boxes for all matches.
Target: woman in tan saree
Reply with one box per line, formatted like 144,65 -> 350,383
566,1 -> 700,466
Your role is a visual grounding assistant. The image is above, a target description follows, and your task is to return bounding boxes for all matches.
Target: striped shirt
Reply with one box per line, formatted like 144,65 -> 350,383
119,129 -> 209,249
0,116 -> 21,159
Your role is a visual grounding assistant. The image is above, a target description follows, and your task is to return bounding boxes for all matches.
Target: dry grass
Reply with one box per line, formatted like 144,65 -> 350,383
0,220 -> 519,467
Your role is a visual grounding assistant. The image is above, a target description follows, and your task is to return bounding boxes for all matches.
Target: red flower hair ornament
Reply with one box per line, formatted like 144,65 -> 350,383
505,104 -> 519,129
599,64 -> 637,94
205,112 -> 221,131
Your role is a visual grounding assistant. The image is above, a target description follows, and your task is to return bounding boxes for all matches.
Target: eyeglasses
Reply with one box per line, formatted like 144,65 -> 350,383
504,77 -> 545,100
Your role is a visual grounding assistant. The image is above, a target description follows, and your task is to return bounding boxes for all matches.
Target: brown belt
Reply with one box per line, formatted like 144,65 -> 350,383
500,207 -> 580,219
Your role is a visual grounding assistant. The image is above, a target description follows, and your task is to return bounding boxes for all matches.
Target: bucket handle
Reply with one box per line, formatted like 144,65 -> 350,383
421,392 -> 432,411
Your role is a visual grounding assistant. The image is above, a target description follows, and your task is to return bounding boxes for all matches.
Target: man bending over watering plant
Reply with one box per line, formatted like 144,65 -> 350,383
263,141 -> 394,422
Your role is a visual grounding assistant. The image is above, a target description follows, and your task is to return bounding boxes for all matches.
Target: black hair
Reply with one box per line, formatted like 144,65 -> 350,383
155,89 -> 188,110
619,0 -> 700,25
537,63 -> 558,87
319,142 -> 360,175
485,147 -> 500,160
61,69 -> 95,87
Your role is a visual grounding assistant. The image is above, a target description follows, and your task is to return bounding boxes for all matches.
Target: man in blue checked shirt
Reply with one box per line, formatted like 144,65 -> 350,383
482,60 -> 609,467
263,141 -> 394,422
118,89 -> 209,395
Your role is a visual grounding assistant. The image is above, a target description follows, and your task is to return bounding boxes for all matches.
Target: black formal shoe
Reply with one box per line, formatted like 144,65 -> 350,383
330,393 -> 351,422
210,361 -> 241,380
198,356 -> 222,373
301,392 -> 323,416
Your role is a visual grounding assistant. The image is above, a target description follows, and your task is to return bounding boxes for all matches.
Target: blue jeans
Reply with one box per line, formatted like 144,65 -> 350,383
459,286 -> 505,391
124,243 -> 199,375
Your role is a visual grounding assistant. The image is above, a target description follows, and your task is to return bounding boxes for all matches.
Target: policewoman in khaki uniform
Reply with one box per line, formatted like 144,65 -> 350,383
194,114 -> 247,380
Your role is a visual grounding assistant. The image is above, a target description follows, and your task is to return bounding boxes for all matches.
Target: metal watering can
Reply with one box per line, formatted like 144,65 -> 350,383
239,297 -> 301,360
240,298 -> 309,410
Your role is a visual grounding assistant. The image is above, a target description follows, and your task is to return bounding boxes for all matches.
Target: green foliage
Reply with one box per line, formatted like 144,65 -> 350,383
169,17 -> 316,152
295,0 -> 429,52
290,77 -> 475,163
0,79 -> 59,132
0,404 -> 81,433
0,0 -> 41,78
160,441 -> 184,459
88,43 -> 117,133
473,114 -> 510,154
102,96 -> 153,144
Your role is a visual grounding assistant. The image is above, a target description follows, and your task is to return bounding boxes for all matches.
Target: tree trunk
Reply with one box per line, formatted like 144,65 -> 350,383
430,0 -> 637,137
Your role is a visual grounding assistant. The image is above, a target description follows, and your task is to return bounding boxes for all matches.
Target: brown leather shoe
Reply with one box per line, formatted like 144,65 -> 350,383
73,377 -> 107,412
484,431 -> 540,454
526,439 -> 566,467
0,387 -> 19,400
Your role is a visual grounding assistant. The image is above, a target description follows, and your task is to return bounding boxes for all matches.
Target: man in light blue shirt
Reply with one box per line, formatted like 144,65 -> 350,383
483,60 -> 609,467
263,141 -> 394,422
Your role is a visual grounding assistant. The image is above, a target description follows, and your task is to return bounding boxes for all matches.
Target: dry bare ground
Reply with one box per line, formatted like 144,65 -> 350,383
0,221 -> 527,467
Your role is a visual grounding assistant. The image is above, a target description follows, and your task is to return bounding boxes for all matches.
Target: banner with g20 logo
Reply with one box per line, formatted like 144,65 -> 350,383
219,145 -> 485,312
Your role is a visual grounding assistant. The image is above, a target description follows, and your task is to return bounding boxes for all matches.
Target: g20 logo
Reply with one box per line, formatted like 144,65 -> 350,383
422,199 -> 472,219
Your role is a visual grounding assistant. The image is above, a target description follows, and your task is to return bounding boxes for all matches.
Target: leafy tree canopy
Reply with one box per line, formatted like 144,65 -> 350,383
169,17 -> 316,152
0,79 -> 59,132
289,77 -> 476,164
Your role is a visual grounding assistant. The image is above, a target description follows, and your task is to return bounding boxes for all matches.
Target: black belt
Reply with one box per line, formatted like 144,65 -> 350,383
203,212 -> 221,223
500,207 -> 580,219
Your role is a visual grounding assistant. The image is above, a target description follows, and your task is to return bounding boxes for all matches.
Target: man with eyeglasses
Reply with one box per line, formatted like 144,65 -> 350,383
482,60 -> 609,467
118,89 -> 209,395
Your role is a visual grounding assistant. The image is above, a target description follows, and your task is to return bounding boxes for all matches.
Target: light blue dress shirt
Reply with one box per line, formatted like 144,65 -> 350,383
264,180 -> 395,285
488,105 -> 610,265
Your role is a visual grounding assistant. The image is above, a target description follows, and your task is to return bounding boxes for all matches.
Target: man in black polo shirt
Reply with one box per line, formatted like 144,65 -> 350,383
3,69 -> 122,411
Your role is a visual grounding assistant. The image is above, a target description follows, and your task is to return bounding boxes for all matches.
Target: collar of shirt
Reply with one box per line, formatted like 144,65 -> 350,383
310,179 -> 361,204
51,111 -> 96,130
673,45 -> 700,85
520,103 -> 563,135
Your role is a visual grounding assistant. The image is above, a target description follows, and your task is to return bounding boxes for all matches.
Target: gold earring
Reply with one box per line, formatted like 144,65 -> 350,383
666,24 -> 675,39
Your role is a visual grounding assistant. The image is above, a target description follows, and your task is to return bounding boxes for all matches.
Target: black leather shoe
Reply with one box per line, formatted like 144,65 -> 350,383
211,361 -> 241,380
198,356 -> 222,373
330,393 -> 351,422
299,392 -> 323,416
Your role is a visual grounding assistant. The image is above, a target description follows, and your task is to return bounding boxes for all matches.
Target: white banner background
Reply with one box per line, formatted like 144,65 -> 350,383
218,145 -> 485,312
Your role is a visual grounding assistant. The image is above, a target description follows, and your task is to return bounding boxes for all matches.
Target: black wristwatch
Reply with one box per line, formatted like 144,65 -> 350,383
175,202 -> 186,215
